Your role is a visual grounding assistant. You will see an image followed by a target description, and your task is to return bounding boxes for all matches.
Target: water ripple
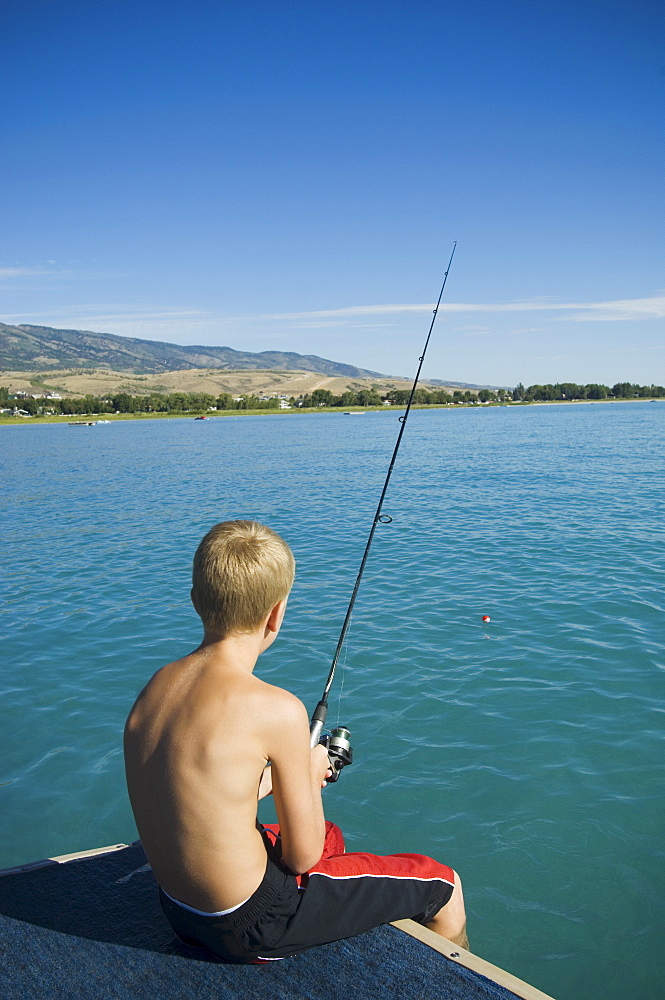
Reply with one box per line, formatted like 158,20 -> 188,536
1,405 -> 664,1000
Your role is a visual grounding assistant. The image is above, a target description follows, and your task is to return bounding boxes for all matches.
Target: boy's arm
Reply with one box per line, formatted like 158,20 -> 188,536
266,694 -> 331,874
257,764 -> 273,800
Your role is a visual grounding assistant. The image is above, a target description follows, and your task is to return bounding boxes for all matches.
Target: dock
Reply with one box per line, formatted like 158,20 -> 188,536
0,842 -> 555,1000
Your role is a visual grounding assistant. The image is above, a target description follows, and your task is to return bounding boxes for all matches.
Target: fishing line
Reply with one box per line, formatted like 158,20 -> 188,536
335,606 -> 353,726
310,242 -> 458,751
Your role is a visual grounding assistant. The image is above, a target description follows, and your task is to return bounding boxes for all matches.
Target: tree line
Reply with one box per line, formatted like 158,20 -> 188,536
513,382 -> 665,401
2,390 -> 282,416
2,380 -> 664,416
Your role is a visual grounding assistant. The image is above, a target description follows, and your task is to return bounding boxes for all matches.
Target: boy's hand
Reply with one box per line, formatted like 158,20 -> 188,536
311,743 -> 333,787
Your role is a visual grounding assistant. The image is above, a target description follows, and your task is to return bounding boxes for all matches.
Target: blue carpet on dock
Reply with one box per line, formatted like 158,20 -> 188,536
0,843 -> 518,1000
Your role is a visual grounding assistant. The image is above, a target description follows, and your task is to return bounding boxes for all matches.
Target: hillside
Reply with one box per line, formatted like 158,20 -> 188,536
0,322 -> 384,379
0,366 -> 432,400
0,321 -> 502,394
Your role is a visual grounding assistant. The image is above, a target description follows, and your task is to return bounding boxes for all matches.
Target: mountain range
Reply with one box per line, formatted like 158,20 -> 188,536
0,321 -> 497,390
0,322 -> 384,379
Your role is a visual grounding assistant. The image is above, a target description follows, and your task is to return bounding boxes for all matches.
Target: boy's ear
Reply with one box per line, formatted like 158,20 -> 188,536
190,587 -> 200,615
266,598 -> 287,634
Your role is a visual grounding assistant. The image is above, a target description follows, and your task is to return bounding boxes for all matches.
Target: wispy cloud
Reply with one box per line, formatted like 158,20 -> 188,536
563,297 -> 665,322
4,292 -> 662,351
292,321 -> 395,330
66,309 -> 210,324
247,294 -> 665,324
456,325 -> 492,335
0,265 -> 129,286
0,267 -> 55,280
3,306 -> 210,325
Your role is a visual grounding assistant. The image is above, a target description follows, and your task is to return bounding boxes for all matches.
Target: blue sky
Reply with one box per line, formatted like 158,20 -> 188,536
1,0 -> 663,387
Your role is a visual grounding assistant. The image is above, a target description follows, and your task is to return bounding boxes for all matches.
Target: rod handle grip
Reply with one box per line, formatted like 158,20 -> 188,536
309,699 -> 328,748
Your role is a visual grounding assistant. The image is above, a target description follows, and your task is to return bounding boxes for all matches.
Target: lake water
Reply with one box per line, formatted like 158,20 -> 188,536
1,402 -> 663,999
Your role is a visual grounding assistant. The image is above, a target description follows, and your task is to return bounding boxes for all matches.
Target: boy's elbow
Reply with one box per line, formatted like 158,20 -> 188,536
281,846 -> 321,876
281,832 -> 325,875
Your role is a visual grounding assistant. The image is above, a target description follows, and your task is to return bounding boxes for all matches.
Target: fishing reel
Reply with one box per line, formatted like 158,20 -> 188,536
319,725 -> 353,783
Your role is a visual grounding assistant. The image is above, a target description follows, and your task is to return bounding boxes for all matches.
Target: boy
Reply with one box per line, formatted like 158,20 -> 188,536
124,520 -> 467,963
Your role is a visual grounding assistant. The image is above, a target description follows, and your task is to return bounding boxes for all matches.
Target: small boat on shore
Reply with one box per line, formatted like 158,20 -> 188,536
68,419 -> 112,426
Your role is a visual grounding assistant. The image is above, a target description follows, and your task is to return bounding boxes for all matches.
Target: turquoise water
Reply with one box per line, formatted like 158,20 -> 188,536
1,402 -> 663,999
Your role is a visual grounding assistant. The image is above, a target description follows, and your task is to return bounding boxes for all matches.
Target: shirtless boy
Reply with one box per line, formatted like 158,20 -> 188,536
124,520 -> 467,963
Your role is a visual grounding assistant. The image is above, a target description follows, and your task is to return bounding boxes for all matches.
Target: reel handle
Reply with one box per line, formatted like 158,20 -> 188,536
319,725 -> 353,783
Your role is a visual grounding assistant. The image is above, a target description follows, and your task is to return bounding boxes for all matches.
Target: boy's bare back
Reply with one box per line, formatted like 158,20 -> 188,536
125,600 -> 331,913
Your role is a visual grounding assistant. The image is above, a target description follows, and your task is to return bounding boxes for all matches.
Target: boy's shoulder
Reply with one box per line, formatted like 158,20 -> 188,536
249,679 -> 312,764
251,675 -> 309,727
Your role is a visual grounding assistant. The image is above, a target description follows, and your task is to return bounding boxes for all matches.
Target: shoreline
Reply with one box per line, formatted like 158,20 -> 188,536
0,396 -> 660,427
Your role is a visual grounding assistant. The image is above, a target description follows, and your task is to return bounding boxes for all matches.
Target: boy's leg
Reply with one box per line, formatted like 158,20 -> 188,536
425,869 -> 468,949
319,821 -> 345,858
255,848 -> 459,959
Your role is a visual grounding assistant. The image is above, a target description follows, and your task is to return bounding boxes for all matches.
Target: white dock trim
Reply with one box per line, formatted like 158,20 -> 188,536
391,918 -> 556,1000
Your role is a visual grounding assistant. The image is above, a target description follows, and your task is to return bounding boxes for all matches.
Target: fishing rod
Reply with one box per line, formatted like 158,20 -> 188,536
310,242 -> 458,779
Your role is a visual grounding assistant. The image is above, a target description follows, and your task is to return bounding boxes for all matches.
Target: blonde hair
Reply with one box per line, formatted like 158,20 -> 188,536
192,521 -> 295,637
